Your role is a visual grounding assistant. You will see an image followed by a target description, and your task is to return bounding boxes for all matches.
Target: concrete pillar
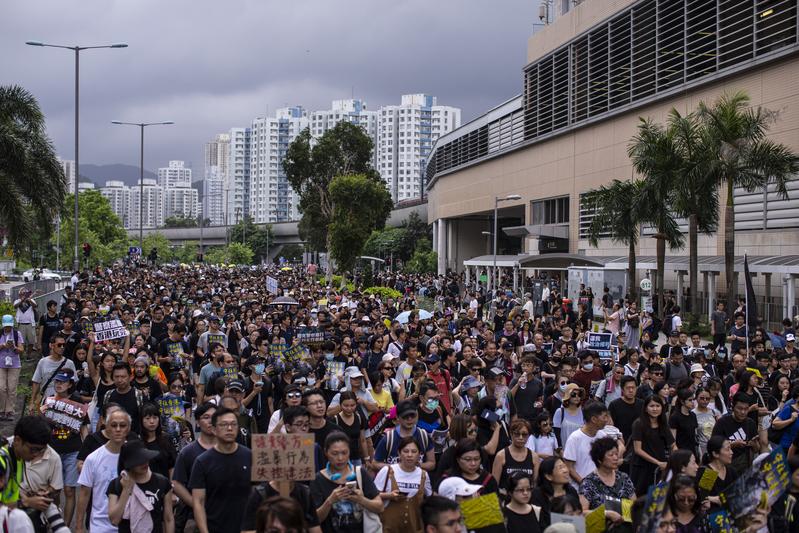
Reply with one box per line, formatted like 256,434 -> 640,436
707,273 -> 716,322
447,219 -> 455,273
513,267 -> 519,294
764,273 -> 772,327
786,275 -> 796,321
437,219 -> 447,275
702,272 -> 709,315
432,220 -> 438,256
465,266 -> 471,288
676,271 -> 685,309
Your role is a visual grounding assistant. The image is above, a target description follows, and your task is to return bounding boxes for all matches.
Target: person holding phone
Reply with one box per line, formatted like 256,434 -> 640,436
374,437 -> 431,533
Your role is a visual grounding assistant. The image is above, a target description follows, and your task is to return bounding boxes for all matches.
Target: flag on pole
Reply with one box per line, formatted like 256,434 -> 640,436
744,254 -> 758,332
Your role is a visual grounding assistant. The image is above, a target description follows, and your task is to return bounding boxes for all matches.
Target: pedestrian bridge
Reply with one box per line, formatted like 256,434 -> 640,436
128,200 -> 428,248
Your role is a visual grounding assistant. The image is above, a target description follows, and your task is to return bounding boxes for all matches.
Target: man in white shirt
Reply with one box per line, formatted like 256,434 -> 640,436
13,290 -> 37,358
541,285 -> 551,314
562,402 -> 624,484
75,410 -> 130,533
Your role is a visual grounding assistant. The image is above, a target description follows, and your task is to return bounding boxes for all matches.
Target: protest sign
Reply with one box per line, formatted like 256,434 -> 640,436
587,332 -> 614,360
251,433 -> 315,481
699,467 -> 718,491
92,318 -> 128,342
269,343 -> 289,358
326,360 -> 345,390
460,492 -> 504,530
638,482 -> 669,533
41,396 -> 88,433
282,344 -> 305,365
297,328 -> 326,344
585,504 -> 606,533
266,276 -> 279,294
719,447 -> 790,519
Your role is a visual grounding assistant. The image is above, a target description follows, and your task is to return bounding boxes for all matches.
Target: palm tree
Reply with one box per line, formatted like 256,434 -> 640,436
669,109 -> 719,318
628,118 -> 685,319
696,91 -> 799,310
0,85 -> 66,251
585,179 -> 644,302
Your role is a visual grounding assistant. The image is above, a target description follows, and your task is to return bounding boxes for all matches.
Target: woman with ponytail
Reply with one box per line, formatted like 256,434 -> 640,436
696,435 -> 737,509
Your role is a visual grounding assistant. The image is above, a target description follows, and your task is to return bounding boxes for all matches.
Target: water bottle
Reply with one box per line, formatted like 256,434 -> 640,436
520,374 -> 527,390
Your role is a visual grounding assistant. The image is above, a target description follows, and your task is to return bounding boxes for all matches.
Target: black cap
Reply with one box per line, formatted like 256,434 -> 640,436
226,379 -> 245,392
121,440 -> 160,470
396,400 -> 417,417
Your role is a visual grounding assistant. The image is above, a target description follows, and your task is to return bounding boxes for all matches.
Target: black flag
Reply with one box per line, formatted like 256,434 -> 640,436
744,254 -> 758,330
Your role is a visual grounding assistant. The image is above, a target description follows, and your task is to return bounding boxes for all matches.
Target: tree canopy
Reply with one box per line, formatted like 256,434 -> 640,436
229,216 -> 273,262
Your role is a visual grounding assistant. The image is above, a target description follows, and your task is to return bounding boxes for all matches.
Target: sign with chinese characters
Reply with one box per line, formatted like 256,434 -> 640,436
92,318 -> 128,342
251,433 -> 315,481
41,396 -> 88,433
266,276 -> 279,294
587,332 -> 614,360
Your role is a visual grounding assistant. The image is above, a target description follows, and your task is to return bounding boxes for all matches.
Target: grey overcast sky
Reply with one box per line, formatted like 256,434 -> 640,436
2,0 -> 538,175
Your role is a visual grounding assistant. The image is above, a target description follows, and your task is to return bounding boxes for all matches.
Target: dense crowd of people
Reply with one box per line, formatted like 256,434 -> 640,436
0,263 -> 795,532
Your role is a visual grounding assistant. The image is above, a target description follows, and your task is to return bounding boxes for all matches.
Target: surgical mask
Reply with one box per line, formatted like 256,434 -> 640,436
325,353 -> 334,361
583,362 -> 594,371
559,383 -> 568,394
307,376 -> 316,386
425,325 -> 434,333
426,399 -> 439,411
254,363 -> 265,375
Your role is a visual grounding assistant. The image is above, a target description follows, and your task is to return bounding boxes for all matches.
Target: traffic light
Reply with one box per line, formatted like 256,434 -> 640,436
82,242 -> 91,258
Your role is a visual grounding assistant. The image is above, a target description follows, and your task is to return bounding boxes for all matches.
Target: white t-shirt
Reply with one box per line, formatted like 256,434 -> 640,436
267,409 -> 288,434
562,428 -> 609,480
526,433 -> 558,456
672,315 -> 683,331
0,507 -> 34,533
77,445 -> 120,533
373,464 -> 432,506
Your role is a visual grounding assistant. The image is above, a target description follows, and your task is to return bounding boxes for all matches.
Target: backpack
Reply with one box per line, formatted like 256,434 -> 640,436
103,386 -> 145,411
664,361 -> 691,382
384,428 -> 429,459
662,314 -> 674,335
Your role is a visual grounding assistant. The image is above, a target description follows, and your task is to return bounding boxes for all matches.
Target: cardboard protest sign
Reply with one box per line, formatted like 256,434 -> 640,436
698,467 -> 719,491
251,433 -> 315,481
269,343 -> 289,358
326,361 -> 345,390
585,504 -> 605,533
41,397 -> 89,433
282,344 -> 305,365
92,318 -> 128,342
637,482 -> 669,533
587,332 -> 614,360
460,492 -> 504,530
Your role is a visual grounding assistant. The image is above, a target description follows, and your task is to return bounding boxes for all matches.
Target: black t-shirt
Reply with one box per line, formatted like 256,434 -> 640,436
77,431 -> 108,462
477,422 -> 510,470
150,320 -> 169,343
311,419 -> 344,448
509,376 -> 544,420
245,376 -> 273,433
61,330 -> 83,362
188,446 -> 253,533
334,412 -> 367,459
241,482 -> 320,531
630,419 -> 674,465
133,377 -> 162,403
504,506 -> 542,533
106,388 -> 142,434
608,398 -> 642,443
107,472 -> 171,533
49,392 -> 90,454
158,338 -> 189,375
144,437 -> 177,479
711,414 -> 758,465
669,410 -> 699,452
172,440 -> 212,487
38,313 -> 62,348
310,471 -> 380,533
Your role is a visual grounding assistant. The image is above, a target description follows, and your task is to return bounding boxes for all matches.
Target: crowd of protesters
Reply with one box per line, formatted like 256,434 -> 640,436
0,262 -> 795,532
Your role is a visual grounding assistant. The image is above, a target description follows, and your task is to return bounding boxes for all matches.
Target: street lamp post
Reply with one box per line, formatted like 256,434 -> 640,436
492,194 -> 522,296
111,121 -> 174,252
26,40 -> 128,271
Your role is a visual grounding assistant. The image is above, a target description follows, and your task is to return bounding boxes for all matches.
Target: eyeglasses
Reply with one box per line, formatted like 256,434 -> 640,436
401,413 -> 418,420
290,421 -> 310,430
286,392 -> 302,399
108,422 -> 130,429
215,422 -> 238,429
512,432 -> 530,438
570,392 -> 582,398
676,495 -> 697,503
513,487 -> 532,493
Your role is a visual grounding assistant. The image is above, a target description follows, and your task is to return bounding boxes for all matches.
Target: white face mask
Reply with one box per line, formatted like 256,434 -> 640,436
583,362 -> 594,371
559,383 -> 568,394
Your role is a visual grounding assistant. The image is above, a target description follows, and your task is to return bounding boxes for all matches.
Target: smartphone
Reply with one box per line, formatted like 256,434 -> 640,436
345,480 -> 357,490
480,410 -> 500,423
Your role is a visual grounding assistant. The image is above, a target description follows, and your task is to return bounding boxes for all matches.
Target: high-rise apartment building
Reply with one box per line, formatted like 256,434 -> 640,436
378,94 -> 461,202
204,133 -> 230,180
164,187 -> 199,220
128,179 -> 164,229
202,172 -> 225,226
310,100 -> 378,166
157,160 -> 192,189
59,158 -> 76,193
100,180 -> 131,227
227,127 -> 251,226
249,107 -> 308,223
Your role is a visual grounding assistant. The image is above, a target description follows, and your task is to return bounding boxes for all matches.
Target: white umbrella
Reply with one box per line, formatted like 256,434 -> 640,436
395,309 -> 434,324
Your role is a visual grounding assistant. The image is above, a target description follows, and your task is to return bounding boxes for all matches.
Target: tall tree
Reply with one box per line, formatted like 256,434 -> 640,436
284,121 -> 379,254
0,85 -> 66,251
328,174 -> 392,275
163,215 -> 197,228
696,91 -> 799,310
229,216 -> 273,261
668,109 -> 719,317
629,118 -> 685,319
585,179 -> 644,302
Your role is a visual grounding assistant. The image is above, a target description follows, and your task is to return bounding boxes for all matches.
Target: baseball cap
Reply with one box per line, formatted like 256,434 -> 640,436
226,379 -> 245,392
382,353 -> 398,363
670,330 -> 680,337
209,315 -> 221,322
425,354 -> 440,364
487,367 -> 504,379
1,315 -> 12,328
787,333 -> 796,342
502,342 -> 514,350
463,376 -> 481,390
438,476 -> 483,501
53,370 -> 73,382
396,400 -> 417,418
345,367 -> 364,379
192,309 -> 204,318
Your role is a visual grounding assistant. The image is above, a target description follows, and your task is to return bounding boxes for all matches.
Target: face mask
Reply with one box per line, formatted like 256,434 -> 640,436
426,399 -> 439,411
254,363 -> 265,375
325,353 -> 335,361
559,383 -> 568,394
307,376 -> 316,386
551,356 -> 561,364
583,362 -> 594,371
425,325 -> 434,333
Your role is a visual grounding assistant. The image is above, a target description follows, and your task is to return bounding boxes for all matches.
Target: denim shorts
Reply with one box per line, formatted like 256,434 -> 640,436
61,451 -> 80,487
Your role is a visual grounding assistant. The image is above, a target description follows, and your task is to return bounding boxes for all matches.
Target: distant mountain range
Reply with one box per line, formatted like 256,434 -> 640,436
79,163 -> 158,188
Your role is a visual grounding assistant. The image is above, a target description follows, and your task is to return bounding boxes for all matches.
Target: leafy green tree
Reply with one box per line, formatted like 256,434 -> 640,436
405,238 -> 437,274
629,118 -> 685,319
362,227 -> 410,260
328,174 -> 392,275
696,92 -> 799,309
284,121 -> 380,253
229,216 -> 273,261
585,179 -> 644,302
227,242 -> 254,265
401,211 -> 430,244
143,232 -> 173,263
668,109 -> 719,316
174,241 -> 200,263
204,247 -> 227,265
0,85 -> 66,252
163,215 -> 197,228
54,190 -> 128,267
279,244 -> 304,262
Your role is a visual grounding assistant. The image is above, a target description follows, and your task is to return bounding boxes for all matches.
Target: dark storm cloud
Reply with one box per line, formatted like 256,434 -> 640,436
2,0 -> 537,173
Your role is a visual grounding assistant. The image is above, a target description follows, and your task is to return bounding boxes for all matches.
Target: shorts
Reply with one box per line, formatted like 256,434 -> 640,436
17,324 -> 36,347
61,451 -> 79,487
